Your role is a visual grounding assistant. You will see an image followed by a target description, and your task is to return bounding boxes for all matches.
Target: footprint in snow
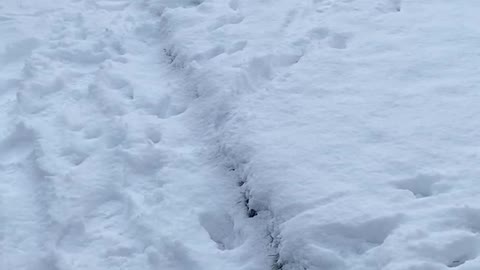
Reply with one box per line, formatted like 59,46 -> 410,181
377,0 -> 402,13
327,32 -> 351,49
0,122 -> 36,165
1,37 -> 40,63
199,210 -> 241,250
393,174 -> 450,198
207,14 -> 244,31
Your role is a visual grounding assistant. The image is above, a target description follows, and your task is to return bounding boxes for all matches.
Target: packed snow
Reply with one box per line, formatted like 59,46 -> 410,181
2,0 -> 480,270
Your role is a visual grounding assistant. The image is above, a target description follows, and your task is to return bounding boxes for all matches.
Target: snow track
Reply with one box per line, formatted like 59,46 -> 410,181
0,1 -> 271,269
4,1 -> 480,270
150,1 -> 480,270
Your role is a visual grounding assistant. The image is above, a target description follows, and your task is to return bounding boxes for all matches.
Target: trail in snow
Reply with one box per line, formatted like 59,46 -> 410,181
153,1 -> 480,269
4,1 -> 480,270
0,1 -> 271,269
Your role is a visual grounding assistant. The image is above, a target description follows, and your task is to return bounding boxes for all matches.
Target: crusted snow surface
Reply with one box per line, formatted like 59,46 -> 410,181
155,0 -> 480,270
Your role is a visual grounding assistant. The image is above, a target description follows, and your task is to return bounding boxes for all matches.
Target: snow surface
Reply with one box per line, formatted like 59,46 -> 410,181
2,0 -> 480,270
0,1 -> 270,269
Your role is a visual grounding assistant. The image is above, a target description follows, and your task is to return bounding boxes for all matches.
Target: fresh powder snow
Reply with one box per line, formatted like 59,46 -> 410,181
1,0 -> 480,270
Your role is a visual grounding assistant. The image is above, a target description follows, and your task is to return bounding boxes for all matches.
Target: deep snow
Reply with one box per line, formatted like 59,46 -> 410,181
2,0 -> 480,270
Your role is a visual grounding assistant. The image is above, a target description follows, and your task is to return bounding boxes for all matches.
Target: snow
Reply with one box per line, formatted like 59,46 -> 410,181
2,0 -> 480,270
0,1 -> 270,269
154,0 -> 480,269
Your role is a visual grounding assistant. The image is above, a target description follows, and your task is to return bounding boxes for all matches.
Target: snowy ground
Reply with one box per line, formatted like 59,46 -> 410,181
2,0 -> 480,270
0,1 -> 270,269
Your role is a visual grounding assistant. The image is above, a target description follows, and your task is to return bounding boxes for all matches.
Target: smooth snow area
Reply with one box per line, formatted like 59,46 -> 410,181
2,0 -> 480,270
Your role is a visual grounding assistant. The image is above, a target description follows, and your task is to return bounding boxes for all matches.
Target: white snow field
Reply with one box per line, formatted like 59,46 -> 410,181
2,0 -> 480,270
0,1 -> 271,270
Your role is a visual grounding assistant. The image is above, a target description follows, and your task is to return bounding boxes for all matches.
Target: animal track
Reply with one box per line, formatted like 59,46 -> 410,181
103,121 -> 127,148
199,210 -> 240,250
56,220 -> 87,252
208,14 -> 244,31
0,15 -> 14,22
314,214 -> 403,254
139,94 -> 188,119
229,0 -> 239,10
160,0 -> 205,8
88,83 -> 128,116
99,71 -> 134,99
94,0 -> 130,11
145,127 -> 162,144
22,76 -> 65,98
446,207 -> 480,234
193,45 -> 225,62
119,146 -> 167,175
377,0 -> 402,13
0,122 -> 36,165
55,47 -> 110,65
83,124 -> 103,139
327,32 -> 351,49
394,174 -> 444,198
247,53 -> 303,83
227,40 -> 247,55
61,145 -> 89,166
308,27 -> 330,40
1,37 -> 40,63
413,232 -> 480,268
302,27 -> 351,50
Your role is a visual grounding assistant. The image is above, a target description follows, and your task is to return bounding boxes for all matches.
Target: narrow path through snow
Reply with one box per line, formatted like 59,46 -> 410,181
0,1 -> 271,269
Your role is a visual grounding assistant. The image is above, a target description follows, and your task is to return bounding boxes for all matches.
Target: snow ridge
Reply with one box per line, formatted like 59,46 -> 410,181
149,1 -> 298,268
